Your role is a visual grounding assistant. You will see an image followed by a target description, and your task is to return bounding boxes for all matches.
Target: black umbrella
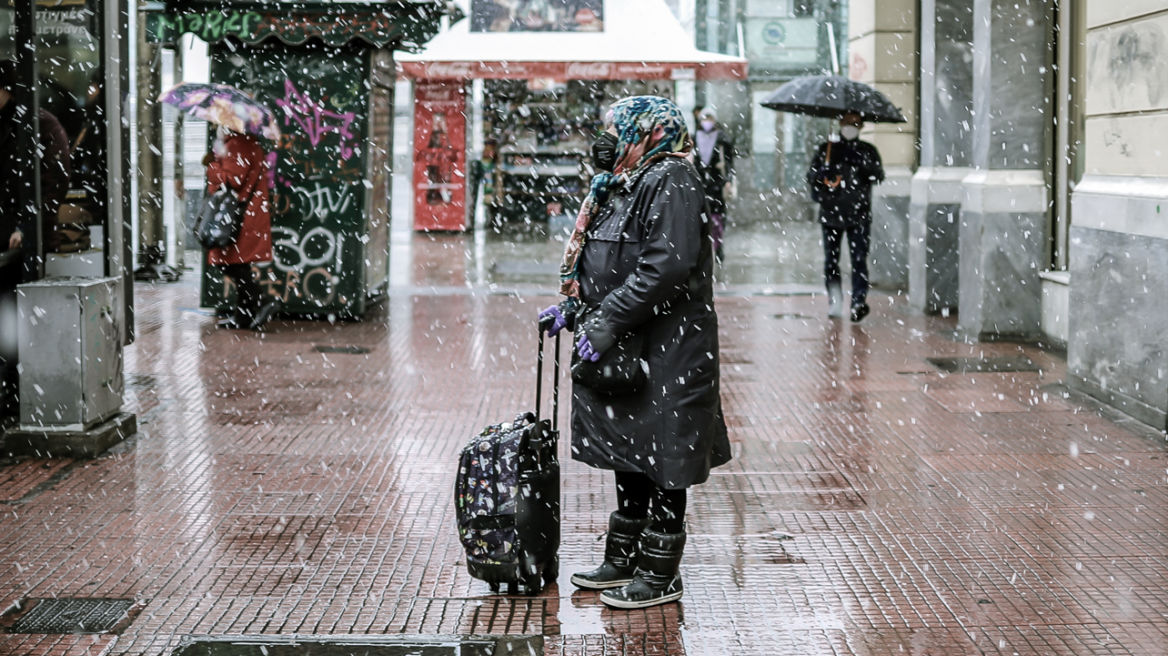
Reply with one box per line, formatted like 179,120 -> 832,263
760,75 -> 906,123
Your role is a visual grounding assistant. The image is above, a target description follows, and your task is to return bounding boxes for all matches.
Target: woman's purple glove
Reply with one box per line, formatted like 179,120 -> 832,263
576,334 -> 602,362
539,305 -> 568,336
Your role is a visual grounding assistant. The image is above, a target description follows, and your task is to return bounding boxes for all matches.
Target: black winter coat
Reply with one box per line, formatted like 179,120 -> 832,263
0,104 -> 72,250
573,157 -> 731,490
807,139 -> 884,228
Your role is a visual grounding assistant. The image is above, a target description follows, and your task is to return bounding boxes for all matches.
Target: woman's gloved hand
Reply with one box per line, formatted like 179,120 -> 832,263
576,334 -> 602,362
539,305 -> 568,336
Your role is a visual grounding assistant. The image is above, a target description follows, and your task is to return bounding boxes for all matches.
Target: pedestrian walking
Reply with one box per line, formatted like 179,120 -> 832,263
0,60 -> 71,413
203,126 -> 277,331
807,112 -> 884,321
539,96 -> 730,609
0,60 -> 72,267
692,108 -> 735,261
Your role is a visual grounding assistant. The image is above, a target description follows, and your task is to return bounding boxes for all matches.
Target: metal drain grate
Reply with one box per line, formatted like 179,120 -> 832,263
10,598 -> 135,634
927,356 -> 1041,373
773,313 -> 814,320
313,345 -> 371,354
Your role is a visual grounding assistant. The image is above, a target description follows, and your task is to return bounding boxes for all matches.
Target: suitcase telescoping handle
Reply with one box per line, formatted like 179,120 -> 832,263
534,323 -> 561,432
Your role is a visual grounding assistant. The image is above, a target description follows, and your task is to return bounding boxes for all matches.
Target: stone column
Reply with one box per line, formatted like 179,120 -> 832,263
847,0 -> 916,289
907,0 -> 973,313
956,0 -> 1051,339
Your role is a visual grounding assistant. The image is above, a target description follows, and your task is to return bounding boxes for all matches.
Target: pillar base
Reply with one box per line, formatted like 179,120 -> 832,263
1066,175 -> 1168,430
3,412 -> 137,458
908,166 -> 968,313
957,169 -> 1047,340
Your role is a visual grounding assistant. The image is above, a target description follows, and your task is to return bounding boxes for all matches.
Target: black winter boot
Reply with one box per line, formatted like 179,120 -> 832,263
600,528 -> 686,609
570,512 -> 651,590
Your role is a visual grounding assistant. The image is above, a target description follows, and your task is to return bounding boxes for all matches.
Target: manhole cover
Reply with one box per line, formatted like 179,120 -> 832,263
172,635 -> 543,656
313,345 -> 371,354
7,598 -> 138,634
926,356 -> 1041,373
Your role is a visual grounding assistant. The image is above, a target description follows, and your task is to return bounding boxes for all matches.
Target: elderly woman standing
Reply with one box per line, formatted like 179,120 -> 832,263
539,96 -> 730,609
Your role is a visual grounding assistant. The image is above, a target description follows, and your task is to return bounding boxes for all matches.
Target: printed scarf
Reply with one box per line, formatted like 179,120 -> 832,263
559,96 -> 692,298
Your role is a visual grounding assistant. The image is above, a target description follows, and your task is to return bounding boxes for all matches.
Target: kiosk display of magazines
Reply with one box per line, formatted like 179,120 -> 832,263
145,0 -> 452,317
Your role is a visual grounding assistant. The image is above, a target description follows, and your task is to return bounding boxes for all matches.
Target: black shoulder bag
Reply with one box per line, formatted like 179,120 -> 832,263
195,162 -> 261,250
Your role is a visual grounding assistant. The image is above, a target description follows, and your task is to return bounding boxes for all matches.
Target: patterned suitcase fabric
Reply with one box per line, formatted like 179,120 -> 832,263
455,412 -> 534,568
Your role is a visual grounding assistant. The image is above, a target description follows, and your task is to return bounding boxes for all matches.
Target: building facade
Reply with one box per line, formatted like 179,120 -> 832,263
847,0 -> 1168,429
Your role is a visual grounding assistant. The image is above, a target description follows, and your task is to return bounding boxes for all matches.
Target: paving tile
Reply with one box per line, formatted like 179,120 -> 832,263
2,250 -> 1167,656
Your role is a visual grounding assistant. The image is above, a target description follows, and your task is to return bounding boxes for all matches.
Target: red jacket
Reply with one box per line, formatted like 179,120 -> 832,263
206,134 -> 272,266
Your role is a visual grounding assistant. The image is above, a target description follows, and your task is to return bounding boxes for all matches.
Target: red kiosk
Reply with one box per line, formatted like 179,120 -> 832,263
400,0 -> 747,232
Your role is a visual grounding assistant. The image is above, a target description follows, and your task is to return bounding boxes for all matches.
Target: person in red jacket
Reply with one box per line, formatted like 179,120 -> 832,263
203,126 -> 276,330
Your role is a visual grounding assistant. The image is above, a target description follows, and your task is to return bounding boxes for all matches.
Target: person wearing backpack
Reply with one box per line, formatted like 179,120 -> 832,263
539,96 -> 730,610
203,126 -> 276,331
807,112 -> 884,321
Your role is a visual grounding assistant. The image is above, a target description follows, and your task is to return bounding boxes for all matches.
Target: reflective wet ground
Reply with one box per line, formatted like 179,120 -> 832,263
2,221 -> 1167,656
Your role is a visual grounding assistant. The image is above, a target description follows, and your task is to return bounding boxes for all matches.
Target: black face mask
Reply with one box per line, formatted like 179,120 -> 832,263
591,132 -> 619,172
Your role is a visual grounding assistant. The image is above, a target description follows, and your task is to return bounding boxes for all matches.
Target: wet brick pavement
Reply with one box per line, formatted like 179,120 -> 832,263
3,233 -> 1168,655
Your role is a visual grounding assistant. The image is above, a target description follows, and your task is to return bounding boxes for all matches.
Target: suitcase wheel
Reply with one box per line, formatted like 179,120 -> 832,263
542,556 -> 559,584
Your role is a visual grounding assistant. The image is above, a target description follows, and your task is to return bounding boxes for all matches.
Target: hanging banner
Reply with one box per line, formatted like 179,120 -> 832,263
413,80 -> 467,232
399,59 -> 746,81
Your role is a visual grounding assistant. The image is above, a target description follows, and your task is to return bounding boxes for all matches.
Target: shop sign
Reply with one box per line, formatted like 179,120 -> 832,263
565,62 -> 612,78
146,10 -> 262,44
745,17 -> 819,69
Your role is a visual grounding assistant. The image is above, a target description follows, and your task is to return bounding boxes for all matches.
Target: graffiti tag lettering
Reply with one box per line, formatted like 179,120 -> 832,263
276,80 -> 359,159
291,183 -> 353,221
271,226 -> 340,273
147,11 -> 263,44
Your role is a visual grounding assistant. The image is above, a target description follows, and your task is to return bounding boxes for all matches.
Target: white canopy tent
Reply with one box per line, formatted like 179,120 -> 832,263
398,0 -> 747,81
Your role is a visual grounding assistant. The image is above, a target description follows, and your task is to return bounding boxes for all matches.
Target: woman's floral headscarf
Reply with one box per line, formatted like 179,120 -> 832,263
558,95 -> 692,298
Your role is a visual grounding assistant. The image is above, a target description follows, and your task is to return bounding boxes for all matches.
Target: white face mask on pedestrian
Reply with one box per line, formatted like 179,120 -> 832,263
839,125 -> 860,141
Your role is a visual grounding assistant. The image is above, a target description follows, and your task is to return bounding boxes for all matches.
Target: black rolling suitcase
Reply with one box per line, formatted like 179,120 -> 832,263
454,327 -> 561,595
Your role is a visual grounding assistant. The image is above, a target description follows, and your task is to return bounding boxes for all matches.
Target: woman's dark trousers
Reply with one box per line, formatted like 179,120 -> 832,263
615,471 -> 687,534
222,264 -> 262,324
822,223 -> 870,306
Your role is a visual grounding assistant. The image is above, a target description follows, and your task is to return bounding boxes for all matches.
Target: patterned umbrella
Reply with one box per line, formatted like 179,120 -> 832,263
158,82 -> 281,140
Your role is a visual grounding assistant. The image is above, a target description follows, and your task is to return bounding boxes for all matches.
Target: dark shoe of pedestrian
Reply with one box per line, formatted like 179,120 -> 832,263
571,511 -> 651,590
600,528 -> 686,609
217,316 -> 245,330
850,303 -> 870,322
715,245 -> 724,262
249,300 -> 282,332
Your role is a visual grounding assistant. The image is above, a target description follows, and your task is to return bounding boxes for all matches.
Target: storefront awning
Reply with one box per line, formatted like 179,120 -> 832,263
398,0 -> 747,81
143,0 -> 459,50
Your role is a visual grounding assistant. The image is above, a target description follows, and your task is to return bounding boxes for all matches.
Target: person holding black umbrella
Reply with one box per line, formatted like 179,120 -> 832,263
759,75 -> 903,322
807,112 -> 884,321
